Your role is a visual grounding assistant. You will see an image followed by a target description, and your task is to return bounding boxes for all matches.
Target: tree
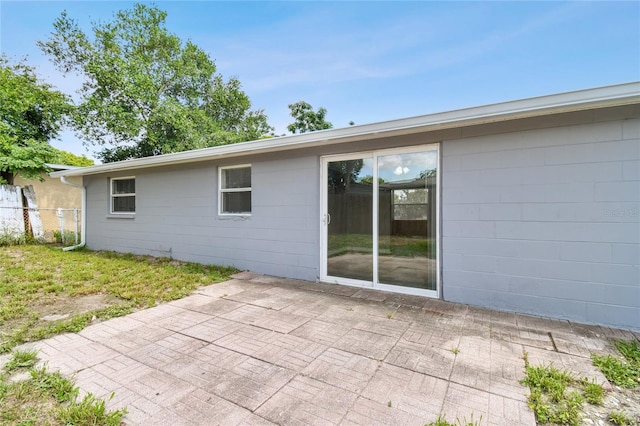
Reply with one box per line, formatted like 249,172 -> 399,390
0,57 -> 70,184
50,148 -> 94,167
39,3 -> 272,163
287,101 -> 333,134
327,160 -> 363,192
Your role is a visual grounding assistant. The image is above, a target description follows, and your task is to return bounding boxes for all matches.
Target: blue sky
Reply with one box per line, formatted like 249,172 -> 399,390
1,1 -> 639,162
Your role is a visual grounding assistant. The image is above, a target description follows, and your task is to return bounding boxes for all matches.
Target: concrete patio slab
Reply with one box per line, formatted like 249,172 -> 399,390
17,272 -> 634,425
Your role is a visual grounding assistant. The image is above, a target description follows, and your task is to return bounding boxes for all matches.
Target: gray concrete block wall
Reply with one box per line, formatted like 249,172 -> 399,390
84,156 -> 320,281
81,109 -> 639,330
442,118 -> 640,330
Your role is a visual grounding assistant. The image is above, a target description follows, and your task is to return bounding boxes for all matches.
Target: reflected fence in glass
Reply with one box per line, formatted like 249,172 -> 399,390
324,148 -> 438,291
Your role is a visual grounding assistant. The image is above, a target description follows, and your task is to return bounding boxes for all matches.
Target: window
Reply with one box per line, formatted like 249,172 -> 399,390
219,165 -> 251,215
110,177 -> 135,214
393,188 -> 428,220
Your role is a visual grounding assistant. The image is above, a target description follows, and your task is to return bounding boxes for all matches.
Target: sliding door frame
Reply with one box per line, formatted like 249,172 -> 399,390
319,143 -> 441,298
320,151 -> 375,289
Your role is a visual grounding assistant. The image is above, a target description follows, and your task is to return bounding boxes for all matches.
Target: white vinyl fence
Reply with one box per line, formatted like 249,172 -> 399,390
0,185 -> 25,238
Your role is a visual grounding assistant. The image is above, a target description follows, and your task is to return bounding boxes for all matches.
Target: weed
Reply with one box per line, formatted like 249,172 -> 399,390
591,353 -> 640,388
0,232 -> 26,247
451,347 -> 460,355
1,353 -> 126,425
386,312 -> 393,319
580,378 -> 604,405
53,230 -> 80,245
0,381 -> 8,401
425,414 -> 482,426
13,380 -> 35,401
609,410 -> 636,426
4,349 -> 38,372
614,339 -> 640,366
30,367 -> 78,403
57,392 -> 126,426
387,400 -> 392,407
521,363 -> 602,426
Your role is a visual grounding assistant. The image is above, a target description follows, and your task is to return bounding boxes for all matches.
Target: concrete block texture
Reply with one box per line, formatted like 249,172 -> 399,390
443,117 -> 640,330
85,157 -> 321,281
82,108 -> 638,329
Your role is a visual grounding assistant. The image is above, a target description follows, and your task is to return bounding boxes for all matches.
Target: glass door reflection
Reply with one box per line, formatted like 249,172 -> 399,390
326,157 -> 374,282
377,151 -> 437,290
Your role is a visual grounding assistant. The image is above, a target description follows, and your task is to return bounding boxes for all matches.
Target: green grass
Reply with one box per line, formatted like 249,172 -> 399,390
0,245 -> 237,353
52,230 -> 80,245
609,410 -> 636,426
0,244 -> 238,424
4,349 -> 38,373
580,378 -> 605,405
591,352 -> 640,389
57,393 -> 124,426
0,350 -> 126,425
614,339 -> 640,367
523,339 -> 640,426
425,414 -> 482,426
590,339 -> 640,426
520,363 -> 605,426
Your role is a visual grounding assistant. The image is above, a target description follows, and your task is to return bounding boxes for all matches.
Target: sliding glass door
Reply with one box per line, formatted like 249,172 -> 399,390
325,155 -> 374,283
321,145 -> 439,296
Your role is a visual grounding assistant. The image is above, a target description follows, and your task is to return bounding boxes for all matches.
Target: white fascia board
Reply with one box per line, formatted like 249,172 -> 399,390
46,164 -> 82,171
51,81 -> 640,178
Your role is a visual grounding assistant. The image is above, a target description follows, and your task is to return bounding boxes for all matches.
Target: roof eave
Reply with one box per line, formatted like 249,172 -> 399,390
50,82 -> 640,178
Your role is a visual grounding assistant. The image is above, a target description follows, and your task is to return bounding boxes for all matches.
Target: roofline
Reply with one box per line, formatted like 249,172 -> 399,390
51,81 -> 640,178
46,164 -> 82,171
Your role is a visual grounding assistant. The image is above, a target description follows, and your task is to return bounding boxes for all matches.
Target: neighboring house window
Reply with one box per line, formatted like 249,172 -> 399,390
110,177 -> 135,214
393,188 -> 428,220
219,165 -> 251,215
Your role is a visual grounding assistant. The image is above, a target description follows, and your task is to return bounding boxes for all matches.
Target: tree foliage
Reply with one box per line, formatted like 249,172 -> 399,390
0,57 -> 70,184
39,3 -> 272,163
327,160 -> 363,192
50,148 -> 94,167
287,101 -> 333,134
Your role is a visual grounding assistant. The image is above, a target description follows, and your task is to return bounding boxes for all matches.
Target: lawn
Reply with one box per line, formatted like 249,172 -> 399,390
0,244 -> 237,425
0,245 -> 237,353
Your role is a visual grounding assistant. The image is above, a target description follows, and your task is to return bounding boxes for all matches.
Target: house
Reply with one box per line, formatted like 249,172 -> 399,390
14,164 -> 83,241
51,83 -> 640,330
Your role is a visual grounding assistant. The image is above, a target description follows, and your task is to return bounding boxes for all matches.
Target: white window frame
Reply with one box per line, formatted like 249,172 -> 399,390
218,164 -> 252,216
110,176 -> 136,215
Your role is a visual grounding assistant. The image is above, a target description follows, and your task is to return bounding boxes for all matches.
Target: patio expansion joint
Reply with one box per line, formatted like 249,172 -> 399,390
241,360 -> 300,416
445,374 -> 530,404
547,332 -> 559,352
173,329 -> 217,346
520,342 -> 595,362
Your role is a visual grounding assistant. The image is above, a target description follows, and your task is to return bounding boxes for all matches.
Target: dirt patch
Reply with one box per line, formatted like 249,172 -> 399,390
2,248 -> 24,260
35,294 -> 118,321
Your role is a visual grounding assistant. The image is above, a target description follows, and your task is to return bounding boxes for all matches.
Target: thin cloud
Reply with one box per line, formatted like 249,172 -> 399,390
200,2 -> 592,95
